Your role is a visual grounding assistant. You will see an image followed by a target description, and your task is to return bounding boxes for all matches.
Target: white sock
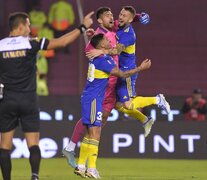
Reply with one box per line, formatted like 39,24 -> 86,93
156,96 -> 160,104
65,141 -> 76,152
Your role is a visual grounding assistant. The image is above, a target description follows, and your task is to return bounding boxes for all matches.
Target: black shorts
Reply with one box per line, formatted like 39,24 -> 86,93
0,90 -> 40,133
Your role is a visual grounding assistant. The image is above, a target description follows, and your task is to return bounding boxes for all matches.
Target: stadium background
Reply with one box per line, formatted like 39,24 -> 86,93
0,0 -> 207,159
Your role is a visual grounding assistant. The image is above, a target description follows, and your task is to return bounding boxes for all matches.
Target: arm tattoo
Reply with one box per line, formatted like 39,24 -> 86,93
108,44 -> 125,55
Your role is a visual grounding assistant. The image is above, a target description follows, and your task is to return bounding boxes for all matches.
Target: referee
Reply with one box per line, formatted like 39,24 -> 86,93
0,11 -> 94,180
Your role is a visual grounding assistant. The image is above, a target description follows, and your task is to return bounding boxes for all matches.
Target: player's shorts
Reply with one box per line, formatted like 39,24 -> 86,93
81,96 -> 103,128
116,73 -> 137,103
0,90 -> 40,133
102,76 -> 117,113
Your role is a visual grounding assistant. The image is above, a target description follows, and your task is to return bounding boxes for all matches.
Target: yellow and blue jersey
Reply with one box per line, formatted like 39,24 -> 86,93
81,54 -> 116,127
81,54 -> 116,101
116,24 -> 136,70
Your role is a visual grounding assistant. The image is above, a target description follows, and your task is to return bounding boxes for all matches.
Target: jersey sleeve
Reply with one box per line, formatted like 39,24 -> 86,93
29,37 -> 50,53
98,56 -> 116,74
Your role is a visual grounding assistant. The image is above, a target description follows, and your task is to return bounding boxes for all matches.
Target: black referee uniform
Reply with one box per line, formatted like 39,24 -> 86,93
0,36 -> 49,133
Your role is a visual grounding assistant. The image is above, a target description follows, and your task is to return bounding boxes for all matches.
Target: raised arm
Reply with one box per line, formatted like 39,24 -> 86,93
86,43 -> 125,59
47,11 -> 94,50
110,59 -> 151,78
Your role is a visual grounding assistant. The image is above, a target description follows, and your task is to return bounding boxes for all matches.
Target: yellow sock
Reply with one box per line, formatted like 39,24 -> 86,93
78,137 -> 89,165
88,139 -> 99,169
118,106 -> 147,123
132,96 -> 157,108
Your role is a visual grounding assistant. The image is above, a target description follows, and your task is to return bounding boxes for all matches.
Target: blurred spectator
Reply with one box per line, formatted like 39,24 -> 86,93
48,0 -> 75,33
29,6 -> 47,36
181,88 -> 207,121
36,55 -> 49,96
48,0 -> 75,54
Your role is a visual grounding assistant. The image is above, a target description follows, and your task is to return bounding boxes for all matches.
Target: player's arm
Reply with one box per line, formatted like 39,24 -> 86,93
47,11 -> 94,50
86,43 -> 125,59
110,59 -> 151,78
105,43 -> 125,55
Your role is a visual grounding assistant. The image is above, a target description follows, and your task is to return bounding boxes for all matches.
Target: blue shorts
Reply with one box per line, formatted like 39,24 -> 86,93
81,97 -> 103,128
116,74 -> 137,103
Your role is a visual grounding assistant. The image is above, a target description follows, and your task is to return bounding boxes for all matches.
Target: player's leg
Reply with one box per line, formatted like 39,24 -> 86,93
62,118 -> 86,168
116,76 -> 155,137
0,130 -> 15,180
131,94 -> 171,114
102,76 -> 117,127
21,92 -> 41,180
85,126 -> 101,179
76,98 -> 102,178
116,101 -> 148,123
74,135 -> 89,178
0,91 -> 19,180
24,132 -> 41,180
75,126 -> 101,178
116,76 -> 148,123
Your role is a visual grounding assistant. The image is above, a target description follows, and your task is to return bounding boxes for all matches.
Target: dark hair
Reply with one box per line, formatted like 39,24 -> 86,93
123,6 -> 136,17
8,12 -> 29,31
90,33 -> 104,48
96,7 -> 111,19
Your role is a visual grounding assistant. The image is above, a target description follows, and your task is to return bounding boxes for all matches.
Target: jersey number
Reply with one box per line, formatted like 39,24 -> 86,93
97,111 -> 103,121
87,63 -> 95,82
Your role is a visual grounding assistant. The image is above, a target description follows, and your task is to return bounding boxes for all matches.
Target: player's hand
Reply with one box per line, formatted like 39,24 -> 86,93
83,11 -> 94,28
86,28 -> 95,38
140,12 -> 150,25
139,59 -> 151,71
86,49 -> 104,59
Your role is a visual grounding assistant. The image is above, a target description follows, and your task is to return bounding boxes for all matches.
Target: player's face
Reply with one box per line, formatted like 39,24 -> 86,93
101,36 -> 111,49
99,11 -> 114,30
118,9 -> 133,28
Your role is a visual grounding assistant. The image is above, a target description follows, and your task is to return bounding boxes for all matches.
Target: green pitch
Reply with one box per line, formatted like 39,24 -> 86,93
10,158 -> 207,180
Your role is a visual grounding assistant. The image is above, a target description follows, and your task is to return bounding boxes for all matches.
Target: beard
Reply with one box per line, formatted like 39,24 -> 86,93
118,23 -> 126,29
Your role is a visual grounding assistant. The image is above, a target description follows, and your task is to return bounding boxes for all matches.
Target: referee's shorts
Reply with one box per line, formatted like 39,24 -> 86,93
0,90 -> 40,133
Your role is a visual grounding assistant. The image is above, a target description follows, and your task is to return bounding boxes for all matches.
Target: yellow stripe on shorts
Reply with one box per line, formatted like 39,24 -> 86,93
126,77 -> 132,97
90,98 -> 97,124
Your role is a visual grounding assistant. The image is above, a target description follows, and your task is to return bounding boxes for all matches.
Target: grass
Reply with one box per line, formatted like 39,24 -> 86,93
9,158 -> 207,180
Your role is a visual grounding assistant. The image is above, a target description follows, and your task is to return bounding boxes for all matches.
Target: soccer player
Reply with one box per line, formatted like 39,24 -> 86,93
0,11 -> 93,180
86,6 -> 170,135
62,7 -> 151,168
74,33 -> 151,178
63,6 -> 170,168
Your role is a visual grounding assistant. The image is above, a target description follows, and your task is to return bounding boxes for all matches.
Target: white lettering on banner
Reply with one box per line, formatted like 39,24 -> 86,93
12,139 -> 29,158
55,110 -> 63,121
39,108 -> 181,122
107,109 -> 119,121
180,134 -> 200,153
138,134 -> 145,153
40,110 -> 74,121
63,137 -> 70,148
161,110 -> 180,122
39,138 -> 58,158
40,111 -> 52,121
113,134 -> 133,153
154,135 -> 175,153
11,134 -> 203,158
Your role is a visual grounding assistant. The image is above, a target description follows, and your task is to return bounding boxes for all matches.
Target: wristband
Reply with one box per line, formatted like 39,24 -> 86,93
78,24 -> 87,34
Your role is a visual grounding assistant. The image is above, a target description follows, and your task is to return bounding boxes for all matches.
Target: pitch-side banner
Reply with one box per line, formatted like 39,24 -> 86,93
12,96 -> 207,159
